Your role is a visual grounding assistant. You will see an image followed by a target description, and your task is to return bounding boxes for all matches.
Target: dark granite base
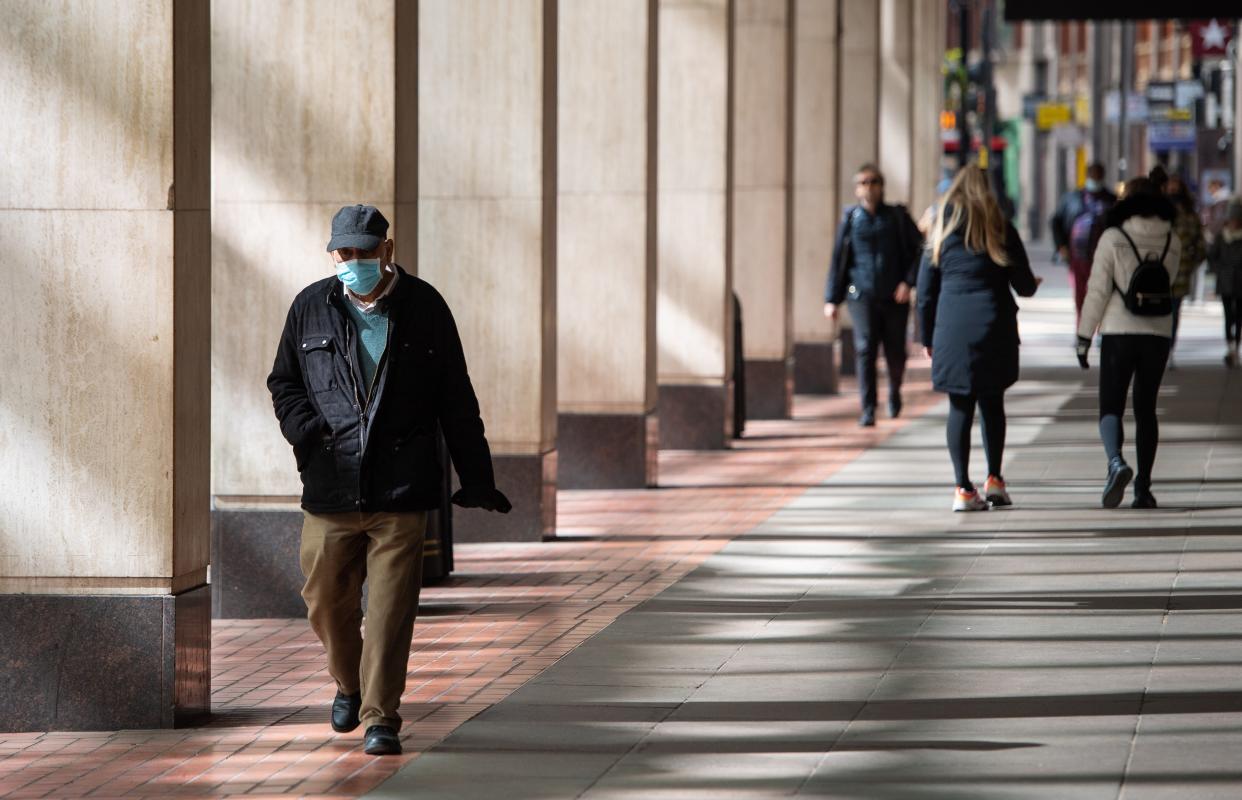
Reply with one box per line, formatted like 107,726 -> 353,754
793,341 -> 837,395
558,412 -> 656,489
454,452 -> 556,542
211,506 -> 455,619
743,359 -> 793,420
659,384 -> 729,450
839,329 -> 857,376
0,586 -> 210,732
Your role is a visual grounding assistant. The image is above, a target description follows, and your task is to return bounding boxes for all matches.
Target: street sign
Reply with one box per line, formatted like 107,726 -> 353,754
1036,102 -> 1072,131
1189,19 -> 1233,59
1149,120 -> 1198,151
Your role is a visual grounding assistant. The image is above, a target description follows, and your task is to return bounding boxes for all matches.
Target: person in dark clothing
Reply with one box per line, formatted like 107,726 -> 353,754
1076,180 -> 1180,509
1050,162 -> 1117,323
917,166 -> 1041,511
268,205 -> 511,756
824,163 -> 924,427
1207,199 -> 1242,367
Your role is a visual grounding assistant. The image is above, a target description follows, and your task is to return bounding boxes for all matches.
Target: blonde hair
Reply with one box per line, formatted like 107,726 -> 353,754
930,166 -> 1010,267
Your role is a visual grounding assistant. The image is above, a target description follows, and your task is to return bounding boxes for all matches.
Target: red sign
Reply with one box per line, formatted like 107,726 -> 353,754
1188,19 -> 1233,59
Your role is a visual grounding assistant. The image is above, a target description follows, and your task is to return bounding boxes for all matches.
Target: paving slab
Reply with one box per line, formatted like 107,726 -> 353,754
366,275 -> 1242,798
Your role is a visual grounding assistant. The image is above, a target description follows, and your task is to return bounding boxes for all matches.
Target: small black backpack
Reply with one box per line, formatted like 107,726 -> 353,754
1114,229 -> 1173,317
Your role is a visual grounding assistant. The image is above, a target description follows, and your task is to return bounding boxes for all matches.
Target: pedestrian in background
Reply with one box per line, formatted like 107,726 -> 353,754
1207,199 -> 1242,368
917,166 -> 1040,512
1051,162 -> 1116,325
824,163 -> 924,427
1076,179 -> 1180,510
1151,167 -> 1208,368
268,205 -> 511,755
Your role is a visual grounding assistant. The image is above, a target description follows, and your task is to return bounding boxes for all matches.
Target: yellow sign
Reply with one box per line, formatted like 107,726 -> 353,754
1162,108 -> 1193,122
1036,102 -> 1072,131
1074,95 -> 1091,125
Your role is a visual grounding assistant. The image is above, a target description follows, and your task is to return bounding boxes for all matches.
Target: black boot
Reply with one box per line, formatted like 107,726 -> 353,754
364,725 -> 402,755
1131,479 -> 1158,509
1102,457 -> 1133,509
330,690 -> 361,733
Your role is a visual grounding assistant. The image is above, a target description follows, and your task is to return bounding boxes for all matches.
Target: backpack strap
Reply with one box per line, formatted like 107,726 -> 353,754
1116,228 -> 1143,263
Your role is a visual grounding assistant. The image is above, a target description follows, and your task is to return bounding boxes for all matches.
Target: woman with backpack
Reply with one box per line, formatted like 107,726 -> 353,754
1076,178 -> 1181,509
917,166 -> 1040,512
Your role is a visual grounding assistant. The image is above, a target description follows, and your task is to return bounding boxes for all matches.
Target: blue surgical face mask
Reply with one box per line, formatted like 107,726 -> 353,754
336,258 -> 383,295
1084,178 -> 1102,192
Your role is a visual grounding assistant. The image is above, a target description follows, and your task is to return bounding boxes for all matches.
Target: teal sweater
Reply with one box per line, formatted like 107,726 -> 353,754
342,301 -> 390,398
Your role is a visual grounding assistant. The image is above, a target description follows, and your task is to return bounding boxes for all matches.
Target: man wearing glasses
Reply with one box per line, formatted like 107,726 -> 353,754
824,164 -> 924,427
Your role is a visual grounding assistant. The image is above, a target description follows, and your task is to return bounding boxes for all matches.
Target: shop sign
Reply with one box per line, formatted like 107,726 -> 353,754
1036,102 -> 1072,131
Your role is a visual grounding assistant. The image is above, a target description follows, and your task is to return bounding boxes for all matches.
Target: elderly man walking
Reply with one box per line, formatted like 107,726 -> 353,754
268,205 -> 510,755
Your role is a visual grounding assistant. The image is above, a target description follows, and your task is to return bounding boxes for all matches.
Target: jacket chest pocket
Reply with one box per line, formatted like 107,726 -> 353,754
300,334 -> 338,393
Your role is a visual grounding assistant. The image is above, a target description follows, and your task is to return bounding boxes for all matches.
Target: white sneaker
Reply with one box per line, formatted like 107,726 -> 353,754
953,488 -> 989,512
983,475 -> 1012,507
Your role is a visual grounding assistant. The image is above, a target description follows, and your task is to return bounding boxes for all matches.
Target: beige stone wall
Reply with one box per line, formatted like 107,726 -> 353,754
210,0 -> 396,498
732,0 -> 791,362
837,0 -> 879,209
557,0 -> 655,415
418,0 -> 555,455
791,0 -> 839,344
879,0 -> 913,207
909,0 -> 947,221
0,0 -> 209,590
657,0 -> 732,385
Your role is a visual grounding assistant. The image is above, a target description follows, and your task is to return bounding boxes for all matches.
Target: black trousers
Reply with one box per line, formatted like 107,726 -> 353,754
946,392 -> 1006,491
848,298 -> 909,413
1223,296 -> 1242,344
1099,334 -> 1170,488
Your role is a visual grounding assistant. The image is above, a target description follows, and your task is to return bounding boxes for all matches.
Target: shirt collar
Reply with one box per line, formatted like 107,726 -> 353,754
345,264 -> 399,313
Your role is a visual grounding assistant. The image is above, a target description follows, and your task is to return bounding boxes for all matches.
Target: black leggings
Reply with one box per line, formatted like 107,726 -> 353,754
946,392 -> 1006,491
1099,335 -> 1170,488
1224,297 -> 1242,344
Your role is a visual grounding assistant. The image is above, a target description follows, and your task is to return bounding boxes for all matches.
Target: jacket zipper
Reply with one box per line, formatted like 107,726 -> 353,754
343,320 -> 365,507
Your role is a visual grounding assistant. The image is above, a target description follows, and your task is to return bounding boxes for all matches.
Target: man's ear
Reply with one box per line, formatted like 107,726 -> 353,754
385,239 -> 395,264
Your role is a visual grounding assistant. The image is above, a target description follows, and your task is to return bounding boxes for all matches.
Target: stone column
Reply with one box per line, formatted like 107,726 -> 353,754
834,0 -> 881,375
557,0 -> 659,488
791,0 -> 839,394
0,0 -> 210,731
209,0 -> 403,615
658,0 -> 734,449
418,0 -> 558,539
909,0 -> 947,222
732,0 -> 793,420
879,0 -> 914,208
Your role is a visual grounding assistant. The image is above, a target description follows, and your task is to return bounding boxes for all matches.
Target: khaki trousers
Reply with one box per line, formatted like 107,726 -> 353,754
300,511 -> 427,731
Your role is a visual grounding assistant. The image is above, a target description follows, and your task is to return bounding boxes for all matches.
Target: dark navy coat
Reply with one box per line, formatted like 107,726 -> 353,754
916,221 -> 1038,395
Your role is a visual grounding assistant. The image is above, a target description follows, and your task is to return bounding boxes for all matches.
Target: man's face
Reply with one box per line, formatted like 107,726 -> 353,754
331,239 -> 393,266
1087,167 -> 1105,184
855,171 -> 883,207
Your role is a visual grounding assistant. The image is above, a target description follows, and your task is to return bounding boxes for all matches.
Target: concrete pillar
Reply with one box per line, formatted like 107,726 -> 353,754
834,0 -> 881,376
0,0 -> 210,730
910,0 -> 948,224
732,0 -> 793,420
879,0 -> 914,208
418,0 -> 557,539
657,0 -> 734,449
209,0 -> 407,615
556,0 -> 658,488
791,0 -> 840,395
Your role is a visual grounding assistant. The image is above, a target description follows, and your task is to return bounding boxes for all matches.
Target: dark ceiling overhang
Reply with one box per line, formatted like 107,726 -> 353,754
1004,1 -> 1241,21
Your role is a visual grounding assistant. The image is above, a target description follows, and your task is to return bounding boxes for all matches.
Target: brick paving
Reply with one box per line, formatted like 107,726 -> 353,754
0,365 -> 935,799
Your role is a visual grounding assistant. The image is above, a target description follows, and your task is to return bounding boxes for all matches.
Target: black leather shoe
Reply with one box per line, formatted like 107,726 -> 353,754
364,725 -> 402,755
1102,457 -> 1133,509
330,691 -> 361,733
859,409 -> 876,428
889,394 -> 903,419
1132,487 -> 1158,509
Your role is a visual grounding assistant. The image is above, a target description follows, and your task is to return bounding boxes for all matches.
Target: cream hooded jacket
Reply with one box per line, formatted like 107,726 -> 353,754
1077,215 -> 1181,339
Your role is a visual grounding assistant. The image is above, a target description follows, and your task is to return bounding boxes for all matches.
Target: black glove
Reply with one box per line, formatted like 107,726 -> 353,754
452,487 -> 512,514
1076,336 -> 1091,370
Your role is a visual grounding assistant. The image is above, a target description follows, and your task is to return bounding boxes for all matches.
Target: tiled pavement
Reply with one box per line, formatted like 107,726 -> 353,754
0,350 -> 940,797
4,260 -> 1241,799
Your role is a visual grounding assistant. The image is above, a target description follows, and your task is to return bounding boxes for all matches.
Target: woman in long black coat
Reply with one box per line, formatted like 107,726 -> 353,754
917,166 -> 1040,511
